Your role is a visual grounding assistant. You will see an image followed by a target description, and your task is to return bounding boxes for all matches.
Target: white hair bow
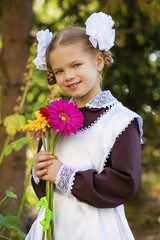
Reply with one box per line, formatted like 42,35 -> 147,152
85,12 -> 115,51
33,29 -> 53,70
33,12 -> 115,71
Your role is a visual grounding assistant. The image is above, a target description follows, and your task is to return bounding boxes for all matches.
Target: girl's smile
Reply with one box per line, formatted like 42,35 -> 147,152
49,43 -> 104,107
66,80 -> 82,90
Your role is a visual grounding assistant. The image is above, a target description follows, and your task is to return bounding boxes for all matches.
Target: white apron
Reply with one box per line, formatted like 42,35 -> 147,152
26,99 -> 143,240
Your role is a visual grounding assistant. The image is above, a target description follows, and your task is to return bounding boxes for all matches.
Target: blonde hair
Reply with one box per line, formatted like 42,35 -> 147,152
46,26 -> 114,85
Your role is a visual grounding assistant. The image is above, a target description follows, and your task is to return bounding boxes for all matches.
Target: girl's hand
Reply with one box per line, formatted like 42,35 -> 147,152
33,151 -> 54,178
42,159 -> 63,183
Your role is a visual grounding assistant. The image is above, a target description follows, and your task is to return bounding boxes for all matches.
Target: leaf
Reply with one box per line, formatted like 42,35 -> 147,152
13,137 -> 30,151
0,214 -> 26,239
5,137 -> 30,156
0,215 -> 8,228
0,214 -> 4,227
32,102 -> 46,118
26,158 -> 34,166
5,215 -> 21,227
4,114 -> 26,137
4,142 -> 15,156
6,191 -> 17,199
10,225 -> 26,239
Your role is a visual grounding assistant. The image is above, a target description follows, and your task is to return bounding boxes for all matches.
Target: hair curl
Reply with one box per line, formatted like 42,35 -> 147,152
46,26 -> 114,85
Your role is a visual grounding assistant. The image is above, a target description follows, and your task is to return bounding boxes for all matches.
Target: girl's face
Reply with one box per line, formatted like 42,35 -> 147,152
49,43 -> 104,107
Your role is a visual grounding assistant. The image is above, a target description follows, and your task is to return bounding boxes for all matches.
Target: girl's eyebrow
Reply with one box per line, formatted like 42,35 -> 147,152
53,60 -> 83,71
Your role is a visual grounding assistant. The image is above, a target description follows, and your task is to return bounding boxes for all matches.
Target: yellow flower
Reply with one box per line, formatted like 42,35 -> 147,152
21,111 -> 50,132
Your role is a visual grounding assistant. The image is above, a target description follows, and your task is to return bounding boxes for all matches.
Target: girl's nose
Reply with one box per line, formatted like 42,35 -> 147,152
65,70 -> 75,81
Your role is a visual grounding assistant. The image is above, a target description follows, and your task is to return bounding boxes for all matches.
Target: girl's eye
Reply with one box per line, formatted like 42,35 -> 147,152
73,63 -> 81,68
55,70 -> 63,75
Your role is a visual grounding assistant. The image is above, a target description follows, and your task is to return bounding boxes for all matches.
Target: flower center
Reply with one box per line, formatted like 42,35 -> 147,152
59,113 -> 69,123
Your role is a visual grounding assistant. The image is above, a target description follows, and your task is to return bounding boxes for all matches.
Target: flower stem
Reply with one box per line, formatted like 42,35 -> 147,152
52,132 -> 60,158
17,160 -> 33,218
41,130 -> 46,151
43,130 -> 58,240
19,84 -> 29,114
0,136 -> 10,165
0,196 -> 7,206
49,131 -> 55,150
47,131 -> 50,152
0,235 -> 12,240
50,182 -> 54,239
42,231 -> 45,240
50,132 -> 60,240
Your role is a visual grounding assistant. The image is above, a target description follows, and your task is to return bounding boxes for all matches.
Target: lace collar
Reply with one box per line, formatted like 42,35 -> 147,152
70,91 -> 118,109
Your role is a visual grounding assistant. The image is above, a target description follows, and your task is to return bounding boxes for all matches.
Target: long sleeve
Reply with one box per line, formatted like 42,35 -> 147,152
71,118 -> 141,208
31,139 -> 46,199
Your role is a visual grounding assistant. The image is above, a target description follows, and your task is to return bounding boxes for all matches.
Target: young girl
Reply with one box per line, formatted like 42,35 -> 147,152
26,12 -> 143,240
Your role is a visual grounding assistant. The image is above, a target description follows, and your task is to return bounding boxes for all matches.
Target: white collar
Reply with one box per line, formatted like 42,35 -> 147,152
70,91 -> 118,109
84,91 -> 118,109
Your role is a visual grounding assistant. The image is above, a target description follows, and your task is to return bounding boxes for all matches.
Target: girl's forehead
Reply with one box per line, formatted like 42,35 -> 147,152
49,43 -> 94,66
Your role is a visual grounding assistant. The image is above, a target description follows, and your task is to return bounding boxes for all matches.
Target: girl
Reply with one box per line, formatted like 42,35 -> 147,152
26,12 -> 143,240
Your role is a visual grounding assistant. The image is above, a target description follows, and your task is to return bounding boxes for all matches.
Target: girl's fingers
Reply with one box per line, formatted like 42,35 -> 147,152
36,160 -> 53,170
37,154 -> 54,162
37,151 -> 53,156
36,168 -> 47,178
33,151 -> 59,174
34,151 -> 53,163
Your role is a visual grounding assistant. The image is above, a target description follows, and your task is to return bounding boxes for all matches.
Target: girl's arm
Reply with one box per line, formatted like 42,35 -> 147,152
31,139 -> 46,199
56,118 -> 141,208
32,118 -> 141,207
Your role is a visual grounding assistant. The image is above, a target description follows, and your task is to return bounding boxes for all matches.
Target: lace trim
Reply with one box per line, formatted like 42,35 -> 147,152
70,90 -> 118,109
102,117 -> 143,170
80,101 -> 119,132
85,91 -> 118,108
32,166 -> 40,185
55,165 -> 79,195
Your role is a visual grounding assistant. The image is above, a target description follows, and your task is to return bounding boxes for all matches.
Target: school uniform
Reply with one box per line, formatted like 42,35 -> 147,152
26,91 -> 143,240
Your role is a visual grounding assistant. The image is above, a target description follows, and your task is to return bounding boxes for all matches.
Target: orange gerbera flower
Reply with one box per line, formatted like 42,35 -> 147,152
21,111 -> 50,132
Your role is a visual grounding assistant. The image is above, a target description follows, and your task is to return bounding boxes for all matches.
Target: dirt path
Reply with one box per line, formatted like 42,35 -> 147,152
133,228 -> 160,240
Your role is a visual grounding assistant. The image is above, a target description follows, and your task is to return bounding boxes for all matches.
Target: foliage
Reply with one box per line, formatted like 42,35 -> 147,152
4,137 -> 30,156
0,0 -> 159,235
29,0 -> 160,171
3,115 -> 26,138
0,191 -> 26,240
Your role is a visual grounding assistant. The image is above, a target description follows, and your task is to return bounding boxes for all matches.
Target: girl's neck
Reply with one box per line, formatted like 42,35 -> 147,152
73,88 -> 102,108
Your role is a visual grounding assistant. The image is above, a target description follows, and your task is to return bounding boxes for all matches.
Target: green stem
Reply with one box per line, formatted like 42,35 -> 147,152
45,180 -> 50,240
0,227 -> 5,235
52,132 -> 60,158
50,131 -> 59,240
0,85 -> 2,124
46,131 -> 51,238
17,161 -> 33,218
49,131 -> 56,152
44,130 -> 58,240
19,85 -> 29,114
0,196 -> 7,206
0,136 -> 10,165
50,182 -> 54,239
47,131 -> 50,151
0,235 -> 11,240
46,181 -> 50,208
41,130 -> 46,151
42,231 -> 45,240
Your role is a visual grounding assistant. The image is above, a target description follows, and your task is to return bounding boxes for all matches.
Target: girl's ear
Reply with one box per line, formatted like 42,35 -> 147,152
96,52 -> 105,72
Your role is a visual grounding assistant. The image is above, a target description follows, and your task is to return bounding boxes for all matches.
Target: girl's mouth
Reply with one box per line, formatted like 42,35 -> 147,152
67,81 -> 81,90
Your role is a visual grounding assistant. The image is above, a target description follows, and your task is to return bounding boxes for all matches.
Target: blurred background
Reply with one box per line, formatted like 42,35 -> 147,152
0,0 -> 160,239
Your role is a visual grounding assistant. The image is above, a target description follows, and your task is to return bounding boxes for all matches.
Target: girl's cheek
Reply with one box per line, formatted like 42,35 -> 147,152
56,75 -> 63,84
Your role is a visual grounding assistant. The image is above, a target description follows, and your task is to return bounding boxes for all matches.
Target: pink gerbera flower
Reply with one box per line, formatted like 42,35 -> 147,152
47,99 -> 84,136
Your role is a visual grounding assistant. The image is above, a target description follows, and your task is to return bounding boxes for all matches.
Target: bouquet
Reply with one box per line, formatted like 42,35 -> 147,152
22,99 -> 83,240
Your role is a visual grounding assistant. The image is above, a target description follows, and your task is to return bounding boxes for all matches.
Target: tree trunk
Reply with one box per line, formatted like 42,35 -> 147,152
0,0 -> 33,218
